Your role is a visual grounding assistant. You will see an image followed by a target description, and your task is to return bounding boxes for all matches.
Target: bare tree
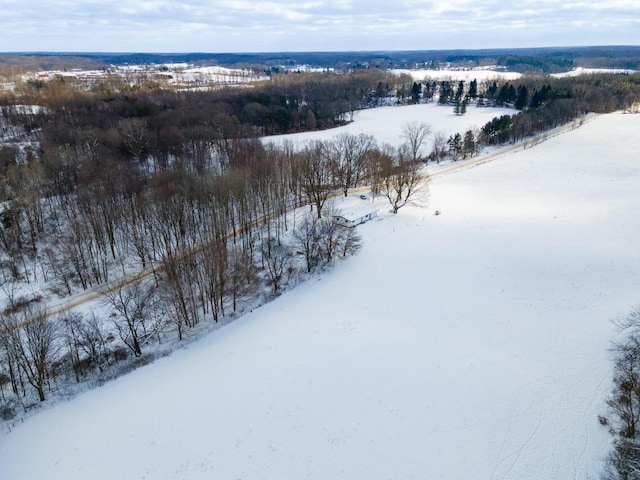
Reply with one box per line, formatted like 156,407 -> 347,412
226,245 -> 257,312
373,145 -> 428,214
340,227 -> 362,258
327,133 -> 376,197
60,312 -> 84,383
316,204 -> 358,265
318,207 -> 342,265
261,240 -> 293,295
604,308 -> 640,479
298,141 -> 333,218
161,253 -> 199,341
59,311 -> 113,380
401,121 -> 432,163
430,130 -> 448,163
1,305 -> 60,402
0,316 -> 24,399
105,282 -> 163,357
118,118 -> 150,166
293,210 -> 321,273
76,311 -> 112,373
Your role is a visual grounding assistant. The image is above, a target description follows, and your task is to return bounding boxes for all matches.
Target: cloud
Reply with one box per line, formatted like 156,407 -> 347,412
0,0 -> 638,52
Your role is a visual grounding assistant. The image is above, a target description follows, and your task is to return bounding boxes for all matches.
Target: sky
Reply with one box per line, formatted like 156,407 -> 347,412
1,0 -> 639,53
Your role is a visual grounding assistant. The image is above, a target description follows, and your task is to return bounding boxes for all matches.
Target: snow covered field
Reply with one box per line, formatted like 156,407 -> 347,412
3,110 -> 640,479
393,66 -> 638,82
266,102 -> 514,151
392,68 -> 523,82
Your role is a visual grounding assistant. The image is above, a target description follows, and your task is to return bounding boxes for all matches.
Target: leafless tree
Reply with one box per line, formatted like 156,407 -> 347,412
0,316 -> 24,399
60,312 -> 84,383
160,252 -> 201,341
327,133 -> 376,197
118,118 -> 151,166
604,308 -> 640,479
76,311 -> 113,373
226,245 -> 257,312
105,281 -> 163,357
373,145 -> 428,214
430,130 -> 448,163
401,121 -> 432,162
293,210 -> 321,273
1,305 -> 60,402
316,204 -> 356,265
340,227 -> 362,258
261,240 -> 293,295
298,141 -> 334,218
318,207 -> 342,265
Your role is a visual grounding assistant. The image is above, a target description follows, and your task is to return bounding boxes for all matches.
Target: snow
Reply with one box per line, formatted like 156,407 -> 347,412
266,102 -> 515,152
29,64 -> 268,87
392,68 -> 523,82
175,65 -> 267,84
395,67 -> 636,82
2,110 -> 640,479
551,67 -> 637,77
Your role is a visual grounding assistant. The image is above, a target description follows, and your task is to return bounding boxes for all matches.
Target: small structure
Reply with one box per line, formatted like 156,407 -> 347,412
333,207 -> 378,228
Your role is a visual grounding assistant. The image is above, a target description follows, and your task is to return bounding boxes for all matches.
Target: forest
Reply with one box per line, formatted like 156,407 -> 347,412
0,65 -> 640,424
4,45 -> 640,72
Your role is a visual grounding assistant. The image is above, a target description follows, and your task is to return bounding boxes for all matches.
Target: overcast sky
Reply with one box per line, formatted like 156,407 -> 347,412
2,1 -> 639,53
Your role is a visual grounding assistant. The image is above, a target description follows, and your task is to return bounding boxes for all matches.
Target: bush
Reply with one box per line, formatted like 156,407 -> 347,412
0,400 -> 17,421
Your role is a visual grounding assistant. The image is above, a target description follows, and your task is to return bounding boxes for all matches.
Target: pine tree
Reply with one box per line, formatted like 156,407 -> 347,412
463,130 -> 475,158
411,82 -> 421,104
468,79 -> 478,99
487,81 -> 498,101
447,133 -> 463,160
514,85 -> 528,110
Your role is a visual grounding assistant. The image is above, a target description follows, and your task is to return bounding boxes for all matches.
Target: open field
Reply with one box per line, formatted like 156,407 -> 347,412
266,102 -> 514,150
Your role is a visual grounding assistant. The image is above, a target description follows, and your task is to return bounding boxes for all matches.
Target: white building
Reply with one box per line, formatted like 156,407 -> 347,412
333,206 -> 378,228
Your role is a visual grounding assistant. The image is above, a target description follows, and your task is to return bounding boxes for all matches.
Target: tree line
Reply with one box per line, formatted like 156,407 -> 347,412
412,72 -> 640,156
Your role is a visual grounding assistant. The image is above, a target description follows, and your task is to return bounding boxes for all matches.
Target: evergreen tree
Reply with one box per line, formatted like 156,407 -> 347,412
496,83 -> 510,106
486,81 -> 498,101
529,89 -> 542,109
438,81 -> 452,105
455,80 -> 465,102
515,85 -> 528,110
468,79 -> 478,99
447,133 -> 463,160
411,82 -> 422,104
423,82 -> 432,101
463,130 -> 476,158
423,81 -> 436,102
